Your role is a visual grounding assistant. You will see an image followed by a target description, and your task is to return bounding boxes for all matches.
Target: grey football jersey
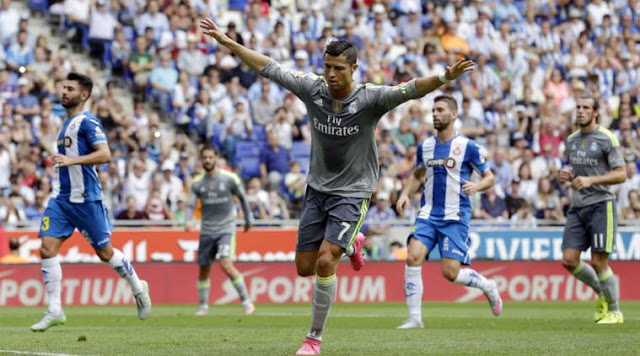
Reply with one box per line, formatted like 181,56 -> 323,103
260,60 -> 420,198
565,126 -> 624,208
186,171 -> 250,235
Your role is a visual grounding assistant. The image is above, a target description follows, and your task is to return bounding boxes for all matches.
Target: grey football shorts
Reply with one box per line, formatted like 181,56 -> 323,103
562,200 -> 616,253
297,186 -> 369,252
198,233 -> 236,265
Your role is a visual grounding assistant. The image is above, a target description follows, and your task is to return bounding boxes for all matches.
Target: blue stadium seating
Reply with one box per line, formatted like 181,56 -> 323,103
238,157 -> 261,180
291,141 -> 311,159
28,0 -> 49,12
235,141 -> 261,160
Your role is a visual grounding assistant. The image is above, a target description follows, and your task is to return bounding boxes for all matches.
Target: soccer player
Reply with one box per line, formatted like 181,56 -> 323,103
396,95 -> 502,329
200,18 -> 473,355
559,96 -> 626,324
31,73 -> 151,332
185,145 -> 255,316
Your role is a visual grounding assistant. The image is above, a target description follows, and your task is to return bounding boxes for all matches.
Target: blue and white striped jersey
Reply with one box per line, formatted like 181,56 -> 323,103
416,135 -> 489,222
51,111 -> 107,203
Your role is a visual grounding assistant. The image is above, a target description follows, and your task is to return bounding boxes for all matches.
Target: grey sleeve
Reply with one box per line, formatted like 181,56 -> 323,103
259,60 -> 321,100
230,177 -> 252,226
185,184 -> 198,223
605,138 -> 625,169
371,80 -> 420,113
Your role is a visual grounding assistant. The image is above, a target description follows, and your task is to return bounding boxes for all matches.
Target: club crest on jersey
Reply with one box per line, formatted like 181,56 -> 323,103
590,142 -> 597,151
347,102 -> 357,114
453,146 -> 461,156
332,100 -> 343,114
219,183 -> 225,191
69,123 -> 77,131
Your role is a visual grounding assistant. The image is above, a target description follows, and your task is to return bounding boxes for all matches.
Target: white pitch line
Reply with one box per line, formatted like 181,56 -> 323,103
0,350 -> 81,356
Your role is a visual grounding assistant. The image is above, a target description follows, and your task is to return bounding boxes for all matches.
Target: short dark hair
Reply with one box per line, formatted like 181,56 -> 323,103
324,40 -> 357,65
66,72 -> 93,96
200,144 -> 218,156
578,95 -> 599,112
434,95 -> 458,112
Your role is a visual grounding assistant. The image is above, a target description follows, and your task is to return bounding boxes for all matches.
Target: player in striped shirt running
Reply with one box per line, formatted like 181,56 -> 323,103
396,95 -> 502,329
31,73 -> 151,332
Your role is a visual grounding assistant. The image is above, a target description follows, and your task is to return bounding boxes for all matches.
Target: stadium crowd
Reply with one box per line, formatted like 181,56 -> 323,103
2,0 -> 640,258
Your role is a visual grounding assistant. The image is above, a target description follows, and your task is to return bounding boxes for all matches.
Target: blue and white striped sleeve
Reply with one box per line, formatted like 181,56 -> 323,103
466,140 -> 489,174
82,118 -> 108,147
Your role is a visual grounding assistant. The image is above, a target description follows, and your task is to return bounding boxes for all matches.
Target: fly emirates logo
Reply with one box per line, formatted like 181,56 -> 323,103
313,115 -> 360,137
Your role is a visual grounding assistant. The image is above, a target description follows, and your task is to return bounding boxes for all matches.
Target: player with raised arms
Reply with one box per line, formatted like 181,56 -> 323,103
31,72 -> 151,332
200,17 -> 473,355
396,95 -> 502,329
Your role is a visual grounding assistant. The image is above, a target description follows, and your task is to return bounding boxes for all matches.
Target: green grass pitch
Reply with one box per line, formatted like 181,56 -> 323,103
1,302 -> 638,355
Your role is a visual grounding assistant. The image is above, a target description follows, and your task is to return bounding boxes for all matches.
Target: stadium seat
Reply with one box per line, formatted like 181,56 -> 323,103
294,157 -> 310,173
235,141 -> 261,159
253,125 -> 266,144
28,0 -> 49,12
291,141 -> 311,158
238,157 -> 261,180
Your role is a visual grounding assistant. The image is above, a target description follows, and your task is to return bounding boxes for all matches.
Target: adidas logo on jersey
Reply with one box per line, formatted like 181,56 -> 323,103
314,98 -> 323,107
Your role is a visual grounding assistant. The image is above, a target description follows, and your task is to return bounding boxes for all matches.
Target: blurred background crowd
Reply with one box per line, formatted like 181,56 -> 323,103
2,0 -> 640,260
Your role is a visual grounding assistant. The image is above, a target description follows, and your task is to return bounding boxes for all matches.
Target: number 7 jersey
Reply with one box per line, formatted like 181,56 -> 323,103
416,134 -> 489,222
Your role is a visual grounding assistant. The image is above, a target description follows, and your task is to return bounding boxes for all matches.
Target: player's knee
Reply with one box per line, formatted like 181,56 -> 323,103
39,244 -> 56,259
561,258 -> 578,271
441,266 -> 458,282
315,252 -> 337,275
296,264 -> 314,277
406,253 -> 423,267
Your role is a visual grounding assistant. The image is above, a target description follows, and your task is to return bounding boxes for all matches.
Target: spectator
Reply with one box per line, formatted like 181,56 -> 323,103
116,195 -> 146,221
88,0 -> 117,66
267,189 -> 290,220
172,71 -> 197,135
0,238 -> 29,264
260,130 -> 291,190
149,52 -> 178,115
137,1 -> 169,44
387,241 -> 408,261
245,177 -> 269,220
362,192 -> 397,241
478,187 -> 508,220
176,34 -> 207,79
6,30 -> 34,73
532,177 -> 564,221
123,160 -> 151,211
160,159 -> 183,211
12,78 -> 39,121
505,178 -> 526,218
128,36 -> 155,94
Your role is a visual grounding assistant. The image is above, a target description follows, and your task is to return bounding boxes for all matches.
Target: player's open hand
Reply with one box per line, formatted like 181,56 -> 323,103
558,168 -> 574,183
445,59 -> 475,80
52,154 -> 74,167
462,180 -> 479,195
396,194 -> 411,217
200,18 -> 228,44
571,176 -> 592,190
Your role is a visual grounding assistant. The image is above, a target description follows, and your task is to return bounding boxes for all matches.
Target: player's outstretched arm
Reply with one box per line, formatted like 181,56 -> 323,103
52,143 -> 111,167
397,166 -> 426,216
414,59 -> 475,97
200,18 -> 270,73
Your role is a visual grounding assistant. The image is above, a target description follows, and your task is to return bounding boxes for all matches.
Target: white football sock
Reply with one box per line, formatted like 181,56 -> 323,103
42,256 -> 62,314
405,266 -> 423,320
108,249 -> 143,294
454,268 -> 492,292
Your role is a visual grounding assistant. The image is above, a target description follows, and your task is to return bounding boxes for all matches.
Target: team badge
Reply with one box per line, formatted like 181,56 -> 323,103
347,102 -> 358,114
332,100 -> 343,114
219,183 -> 225,191
453,146 -> 461,156
590,142 -> 597,151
